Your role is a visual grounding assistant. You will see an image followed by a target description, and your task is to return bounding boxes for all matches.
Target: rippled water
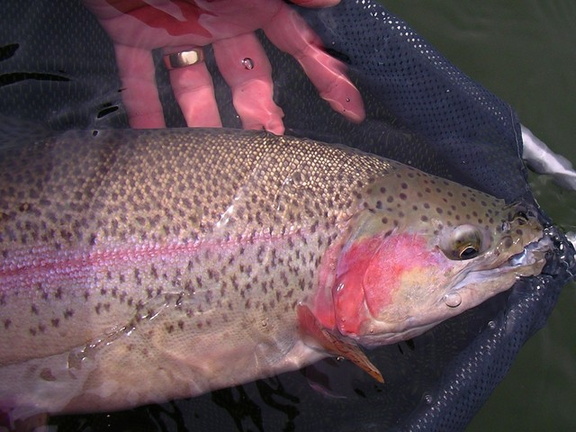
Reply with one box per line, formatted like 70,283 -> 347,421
385,0 -> 576,429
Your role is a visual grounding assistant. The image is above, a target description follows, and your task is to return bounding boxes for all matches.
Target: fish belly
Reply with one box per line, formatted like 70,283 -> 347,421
0,228 -> 326,415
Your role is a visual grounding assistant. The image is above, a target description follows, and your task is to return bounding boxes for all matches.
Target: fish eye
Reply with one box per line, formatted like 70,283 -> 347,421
440,224 -> 484,260
510,210 -> 528,225
459,245 -> 479,260
508,204 -> 535,225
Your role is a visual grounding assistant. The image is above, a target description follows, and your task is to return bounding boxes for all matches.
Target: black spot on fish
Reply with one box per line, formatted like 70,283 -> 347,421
19,202 -> 31,212
205,290 -> 214,304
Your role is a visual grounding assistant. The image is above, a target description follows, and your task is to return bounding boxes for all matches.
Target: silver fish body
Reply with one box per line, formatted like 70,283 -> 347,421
0,127 -> 549,420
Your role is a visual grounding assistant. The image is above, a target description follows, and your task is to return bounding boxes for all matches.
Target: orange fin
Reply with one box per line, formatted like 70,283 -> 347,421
297,304 -> 384,383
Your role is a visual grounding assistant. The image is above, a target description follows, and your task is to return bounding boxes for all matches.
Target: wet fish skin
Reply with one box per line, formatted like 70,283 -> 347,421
0,127 -> 547,418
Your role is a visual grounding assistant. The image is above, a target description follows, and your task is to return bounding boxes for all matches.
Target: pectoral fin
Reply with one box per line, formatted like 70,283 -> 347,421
297,304 -> 384,383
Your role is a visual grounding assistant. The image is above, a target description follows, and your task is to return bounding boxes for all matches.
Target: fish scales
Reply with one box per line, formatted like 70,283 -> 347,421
0,128 -> 398,411
0,127 -> 548,417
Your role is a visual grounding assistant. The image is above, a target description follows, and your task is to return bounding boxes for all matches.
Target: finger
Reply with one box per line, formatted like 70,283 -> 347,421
263,5 -> 365,123
290,0 -> 341,8
114,44 -> 166,128
213,33 -> 285,135
167,59 -> 222,128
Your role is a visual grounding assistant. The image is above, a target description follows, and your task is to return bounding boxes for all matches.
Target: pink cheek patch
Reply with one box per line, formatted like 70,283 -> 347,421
334,233 -> 439,336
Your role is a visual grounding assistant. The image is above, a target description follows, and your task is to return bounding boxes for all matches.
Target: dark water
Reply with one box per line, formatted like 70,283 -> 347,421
385,0 -> 576,430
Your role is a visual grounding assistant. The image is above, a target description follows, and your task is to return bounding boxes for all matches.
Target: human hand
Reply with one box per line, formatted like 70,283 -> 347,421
83,0 -> 365,133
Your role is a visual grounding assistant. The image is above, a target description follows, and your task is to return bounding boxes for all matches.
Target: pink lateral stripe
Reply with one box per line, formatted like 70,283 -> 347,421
0,224 -> 324,292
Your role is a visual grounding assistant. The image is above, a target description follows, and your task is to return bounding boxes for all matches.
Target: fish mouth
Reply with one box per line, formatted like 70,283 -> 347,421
450,234 -> 553,292
507,236 -> 553,267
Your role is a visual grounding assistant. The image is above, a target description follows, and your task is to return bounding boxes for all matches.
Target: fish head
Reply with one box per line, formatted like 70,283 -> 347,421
324,174 -> 551,347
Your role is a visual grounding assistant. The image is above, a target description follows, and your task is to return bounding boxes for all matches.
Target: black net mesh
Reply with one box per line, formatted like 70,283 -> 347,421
0,0 -> 574,431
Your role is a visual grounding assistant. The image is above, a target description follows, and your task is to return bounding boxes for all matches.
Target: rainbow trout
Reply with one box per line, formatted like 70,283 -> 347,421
0,127 -> 550,420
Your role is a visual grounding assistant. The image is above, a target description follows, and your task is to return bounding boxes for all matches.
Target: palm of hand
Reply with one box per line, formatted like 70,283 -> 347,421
84,0 -> 285,48
84,0 -> 364,131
